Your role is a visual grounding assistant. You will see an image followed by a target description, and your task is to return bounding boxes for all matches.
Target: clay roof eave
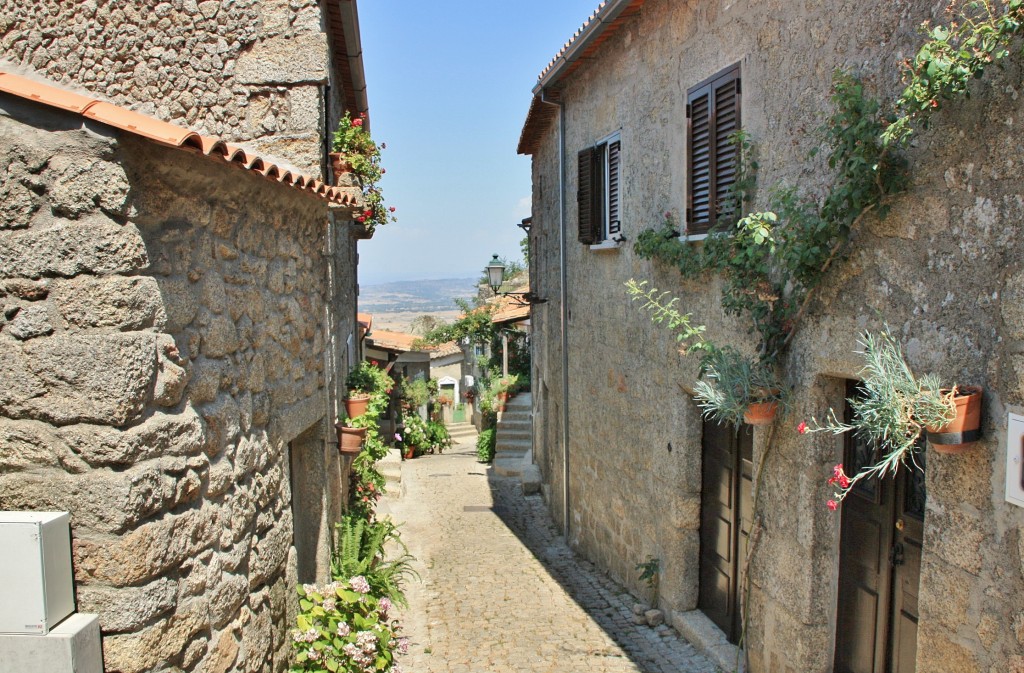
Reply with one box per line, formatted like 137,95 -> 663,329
0,70 -> 359,209
517,0 -> 646,156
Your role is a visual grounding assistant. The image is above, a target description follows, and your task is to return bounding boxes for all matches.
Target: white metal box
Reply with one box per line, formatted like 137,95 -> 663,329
0,512 -> 75,635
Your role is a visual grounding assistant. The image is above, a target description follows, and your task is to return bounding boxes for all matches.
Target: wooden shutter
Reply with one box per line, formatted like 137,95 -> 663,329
577,147 -> 598,244
607,139 -> 621,238
714,75 -> 741,225
687,65 -> 740,235
687,86 -> 712,234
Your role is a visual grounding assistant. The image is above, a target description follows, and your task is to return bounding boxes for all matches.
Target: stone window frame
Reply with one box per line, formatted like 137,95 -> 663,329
686,63 -> 741,240
577,130 -> 623,250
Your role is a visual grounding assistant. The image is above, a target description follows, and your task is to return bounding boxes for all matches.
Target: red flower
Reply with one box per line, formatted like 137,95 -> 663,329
364,209 -> 373,217
352,118 -> 364,127
826,500 -> 838,511
381,168 -> 386,174
797,421 -> 808,434
357,216 -> 366,223
359,112 -> 367,119
389,206 -> 396,212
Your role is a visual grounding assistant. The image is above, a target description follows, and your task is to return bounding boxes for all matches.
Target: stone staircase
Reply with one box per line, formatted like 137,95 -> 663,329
446,421 -> 478,447
493,393 -> 532,477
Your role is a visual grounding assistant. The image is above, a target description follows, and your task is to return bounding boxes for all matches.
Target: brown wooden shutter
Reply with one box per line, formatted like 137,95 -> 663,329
687,65 -> 740,235
607,139 -> 621,238
687,86 -> 712,234
714,75 -> 741,225
577,147 -> 597,244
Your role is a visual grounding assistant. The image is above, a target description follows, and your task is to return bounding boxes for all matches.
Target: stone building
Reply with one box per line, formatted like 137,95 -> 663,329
518,1 -> 1024,672
0,2 -> 373,671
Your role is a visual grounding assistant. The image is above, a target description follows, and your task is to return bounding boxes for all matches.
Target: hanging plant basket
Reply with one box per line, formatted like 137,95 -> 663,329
336,423 -> 367,455
743,399 -> 779,426
344,393 -> 371,420
926,385 -> 983,453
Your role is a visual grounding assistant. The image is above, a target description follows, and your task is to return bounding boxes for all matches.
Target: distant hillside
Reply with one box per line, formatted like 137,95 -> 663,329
359,277 -> 479,313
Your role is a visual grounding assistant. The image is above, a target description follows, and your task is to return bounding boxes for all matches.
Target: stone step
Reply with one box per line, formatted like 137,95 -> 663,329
493,451 -> 528,477
496,429 -> 532,442
497,411 -> 530,424
496,438 -> 532,453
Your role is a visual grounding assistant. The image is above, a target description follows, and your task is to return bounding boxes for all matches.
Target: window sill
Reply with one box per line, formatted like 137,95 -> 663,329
589,240 -> 623,252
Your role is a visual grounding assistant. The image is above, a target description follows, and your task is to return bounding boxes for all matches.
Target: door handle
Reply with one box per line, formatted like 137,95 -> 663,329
890,542 -> 905,567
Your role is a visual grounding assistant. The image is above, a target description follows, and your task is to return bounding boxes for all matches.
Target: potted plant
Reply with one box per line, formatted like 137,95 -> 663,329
344,361 -> 378,419
693,346 -> 784,427
335,422 -> 367,455
330,112 -> 397,233
801,326 -> 983,508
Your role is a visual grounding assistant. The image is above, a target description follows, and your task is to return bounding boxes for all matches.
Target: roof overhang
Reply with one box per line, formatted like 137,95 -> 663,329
325,0 -> 370,120
517,0 -> 646,155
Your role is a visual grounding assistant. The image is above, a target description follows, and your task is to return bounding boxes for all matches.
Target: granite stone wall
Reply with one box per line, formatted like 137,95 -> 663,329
1,0 -> 331,172
528,0 -> 1024,671
0,93 -> 357,672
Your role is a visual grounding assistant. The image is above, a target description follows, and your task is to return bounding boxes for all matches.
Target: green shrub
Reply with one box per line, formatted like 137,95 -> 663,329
331,514 -> 417,608
426,421 -> 452,453
476,428 -> 496,463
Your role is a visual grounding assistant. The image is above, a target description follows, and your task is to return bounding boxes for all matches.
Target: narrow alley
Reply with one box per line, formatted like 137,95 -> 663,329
386,434 -> 721,673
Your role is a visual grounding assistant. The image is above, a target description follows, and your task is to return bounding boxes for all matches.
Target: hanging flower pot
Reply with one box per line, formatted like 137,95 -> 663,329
344,393 -> 371,420
926,385 -> 983,453
329,152 -> 353,183
743,400 -> 779,426
336,423 -> 367,455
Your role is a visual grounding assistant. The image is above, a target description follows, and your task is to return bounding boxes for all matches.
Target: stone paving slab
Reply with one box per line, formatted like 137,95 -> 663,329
386,440 -> 721,673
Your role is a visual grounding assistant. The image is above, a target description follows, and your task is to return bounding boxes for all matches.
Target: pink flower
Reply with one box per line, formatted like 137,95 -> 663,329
395,433 -> 402,442
826,500 -> 838,511
797,421 -> 808,434
352,118 -> 364,127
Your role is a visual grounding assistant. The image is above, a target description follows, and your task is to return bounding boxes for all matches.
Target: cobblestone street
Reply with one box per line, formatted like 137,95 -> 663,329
386,439 -> 720,673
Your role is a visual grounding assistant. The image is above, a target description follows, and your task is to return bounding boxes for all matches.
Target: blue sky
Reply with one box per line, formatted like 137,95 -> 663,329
356,1 -> 601,285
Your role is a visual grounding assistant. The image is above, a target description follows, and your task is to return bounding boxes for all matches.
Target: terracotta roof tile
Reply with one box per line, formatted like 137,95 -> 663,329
367,329 -> 425,353
430,341 -> 463,359
0,70 -> 359,208
518,0 -> 646,155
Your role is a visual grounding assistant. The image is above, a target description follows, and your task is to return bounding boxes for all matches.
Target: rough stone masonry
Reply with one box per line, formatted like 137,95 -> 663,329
0,88 -> 357,672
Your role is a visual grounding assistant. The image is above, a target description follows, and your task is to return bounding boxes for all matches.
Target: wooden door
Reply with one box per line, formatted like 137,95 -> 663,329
835,382 -> 925,673
699,419 -> 753,643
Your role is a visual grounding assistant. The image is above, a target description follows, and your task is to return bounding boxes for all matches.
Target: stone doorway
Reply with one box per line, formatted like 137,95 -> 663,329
834,381 -> 925,673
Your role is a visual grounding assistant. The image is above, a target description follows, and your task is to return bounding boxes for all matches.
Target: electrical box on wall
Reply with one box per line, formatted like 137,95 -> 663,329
0,512 -> 75,635
1006,414 -> 1024,508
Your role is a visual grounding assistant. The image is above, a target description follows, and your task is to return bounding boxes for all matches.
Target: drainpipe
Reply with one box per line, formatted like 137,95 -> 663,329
538,89 -> 570,540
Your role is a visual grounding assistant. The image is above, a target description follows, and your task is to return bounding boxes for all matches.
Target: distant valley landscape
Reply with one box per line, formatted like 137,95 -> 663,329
359,277 -> 479,333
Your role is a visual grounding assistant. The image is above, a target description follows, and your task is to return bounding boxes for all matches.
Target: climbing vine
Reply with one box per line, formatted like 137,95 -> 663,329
628,1 -> 1024,663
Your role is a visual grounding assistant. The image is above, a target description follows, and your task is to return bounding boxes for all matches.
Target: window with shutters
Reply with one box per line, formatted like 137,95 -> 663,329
577,131 -> 622,247
686,65 -> 741,237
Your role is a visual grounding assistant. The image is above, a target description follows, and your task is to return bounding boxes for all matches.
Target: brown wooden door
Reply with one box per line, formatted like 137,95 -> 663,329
699,420 -> 753,643
835,382 -> 925,673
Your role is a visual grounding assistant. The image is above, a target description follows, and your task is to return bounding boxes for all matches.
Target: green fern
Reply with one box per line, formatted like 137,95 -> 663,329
331,514 -> 418,607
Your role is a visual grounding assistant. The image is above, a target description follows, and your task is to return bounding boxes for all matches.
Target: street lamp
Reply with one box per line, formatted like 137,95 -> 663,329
484,254 -> 546,305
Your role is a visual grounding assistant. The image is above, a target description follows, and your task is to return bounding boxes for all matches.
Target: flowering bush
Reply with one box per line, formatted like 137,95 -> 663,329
290,578 -> 408,673
800,327 -> 959,510
331,112 -> 396,233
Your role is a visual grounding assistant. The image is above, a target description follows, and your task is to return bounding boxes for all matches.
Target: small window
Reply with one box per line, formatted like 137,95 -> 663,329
687,65 -> 741,236
577,132 -> 622,245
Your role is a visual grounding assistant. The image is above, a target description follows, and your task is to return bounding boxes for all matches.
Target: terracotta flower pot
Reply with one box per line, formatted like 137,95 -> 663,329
404,446 -> 417,460
926,385 -> 983,453
329,152 -> 352,182
743,400 -> 779,426
336,423 -> 367,455
344,393 -> 371,420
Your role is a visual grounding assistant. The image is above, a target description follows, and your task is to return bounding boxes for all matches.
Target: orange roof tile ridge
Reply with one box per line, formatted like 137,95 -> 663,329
0,68 -> 354,207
